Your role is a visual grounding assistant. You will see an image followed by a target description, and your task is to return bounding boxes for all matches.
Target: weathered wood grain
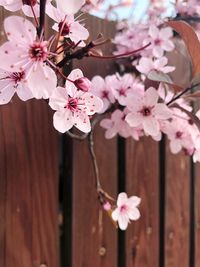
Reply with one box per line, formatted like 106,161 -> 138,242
0,98 -> 59,267
72,15 -> 118,267
165,145 -> 190,267
125,137 -> 159,267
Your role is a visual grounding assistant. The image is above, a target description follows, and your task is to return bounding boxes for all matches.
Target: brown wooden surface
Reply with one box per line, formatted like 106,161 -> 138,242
126,137 -> 159,267
0,7 -> 199,267
72,15 -> 118,267
165,146 -> 190,267
0,99 -> 59,267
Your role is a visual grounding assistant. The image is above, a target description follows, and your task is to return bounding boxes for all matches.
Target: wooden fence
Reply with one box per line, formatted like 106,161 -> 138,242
0,8 -> 200,267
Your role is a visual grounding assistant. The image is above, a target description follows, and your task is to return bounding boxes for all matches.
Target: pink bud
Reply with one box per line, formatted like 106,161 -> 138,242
74,77 -> 91,92
22,0 -> 37,6
103,202 -> 111,211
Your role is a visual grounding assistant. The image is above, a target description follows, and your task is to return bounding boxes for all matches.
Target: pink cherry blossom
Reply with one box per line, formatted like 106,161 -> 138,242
144,25 -> 175,58
91,75 -> 115,113
125,87 -> 172,137
112,192 -> 141,230
136,57 -> 175,76
100,109 -> 143,140
0,0 -> 40,17
175,0 -> 200,16
55,0 -> 85,14
0,16 -> 57,99
49,69 -> 103,133
107,73 -> 144,106
0,69 -> 33,104
46,3 -> 89,44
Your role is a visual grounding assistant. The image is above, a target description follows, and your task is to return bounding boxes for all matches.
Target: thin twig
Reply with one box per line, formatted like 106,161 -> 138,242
66,131 -> 88,140
88,130 -> 101,191
167,82 -> 200,106
88,129 -> 115,202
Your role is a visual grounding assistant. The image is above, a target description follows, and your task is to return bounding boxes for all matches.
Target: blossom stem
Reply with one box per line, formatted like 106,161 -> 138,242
88,130 -> 115,202
88,130 -> 102,191
167,82 -> 200,106
30,4 -> 39,28
89,43 -> 151,59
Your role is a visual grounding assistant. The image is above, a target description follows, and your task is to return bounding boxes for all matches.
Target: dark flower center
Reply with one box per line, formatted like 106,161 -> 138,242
10,71 -> 25,84
67,98 -> 78,111
102,90 -> 109,98
58,21 -> 70,36
119,88 -> 126,96
155,38 -> 161,45
22,0 -> 37,6
176,131 -> 183,139
29,42 -> 48,62
141,107 -> 151,116
120,204 -> 127,213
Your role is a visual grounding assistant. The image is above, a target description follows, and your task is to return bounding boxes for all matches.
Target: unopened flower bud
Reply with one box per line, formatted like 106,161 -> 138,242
74,77 -> 91,92
103,202 -> 111,211
22,0 -> 37,6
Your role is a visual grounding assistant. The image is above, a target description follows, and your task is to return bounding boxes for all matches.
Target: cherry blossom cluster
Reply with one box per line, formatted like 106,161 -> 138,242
1,0 -> 200,230
92,70 -> 200,162
0,0 -> 143,230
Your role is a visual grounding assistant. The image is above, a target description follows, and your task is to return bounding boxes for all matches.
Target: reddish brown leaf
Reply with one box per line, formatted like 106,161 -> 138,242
167,20 -> 200,78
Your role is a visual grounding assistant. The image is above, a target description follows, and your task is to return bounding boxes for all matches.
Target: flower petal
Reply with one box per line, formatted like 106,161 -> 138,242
117,192 -> 128,207
53,109 -> 73,133
28,64 -> 57,99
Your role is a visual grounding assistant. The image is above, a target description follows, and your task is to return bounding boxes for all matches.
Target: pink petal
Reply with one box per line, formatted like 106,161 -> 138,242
144,87 -> 159,107
0,0 -> 22,11
160,27 -> 173,39
0,82 -> 15,104
53,109 -> 73,133
117,192 -> 128,207
100,118 -> 113,129
66,69 -> 83,96
49,86 -> 68,110
56,0 -> 85,14
112,208 -> 120,221
4,15 -> 36,43
170,140 -> 182,154
153,103 -> 172,119
153,46 -> 163,58
136,57 -> 153,74
149,25 -> 159,39
28,64 -> 57,99
128,196 -> 141,207
125,113 -> 142,127
118,214 -> 129,230
128,208 -> 140,221
73,111 -> 91,133
81,92 -> 103,115
16,83 -> 33,101
0,42 -> 25,72
143,117 -> 160,136
162,40 -> 175,51
69,22 -> 89,42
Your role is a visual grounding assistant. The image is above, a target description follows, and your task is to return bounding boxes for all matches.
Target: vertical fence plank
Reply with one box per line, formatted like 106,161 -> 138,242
165,146 -> 190,267
72,15 -> 118,267
126,137 -> 159,267
195,163 -> 200,266
0,99 -> 59,267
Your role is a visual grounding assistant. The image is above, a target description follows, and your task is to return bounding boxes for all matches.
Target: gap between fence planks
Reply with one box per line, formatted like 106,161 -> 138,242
71,15 -> 118,267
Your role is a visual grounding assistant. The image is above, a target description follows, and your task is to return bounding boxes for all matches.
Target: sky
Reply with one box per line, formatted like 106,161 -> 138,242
90,0 -> 175,22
